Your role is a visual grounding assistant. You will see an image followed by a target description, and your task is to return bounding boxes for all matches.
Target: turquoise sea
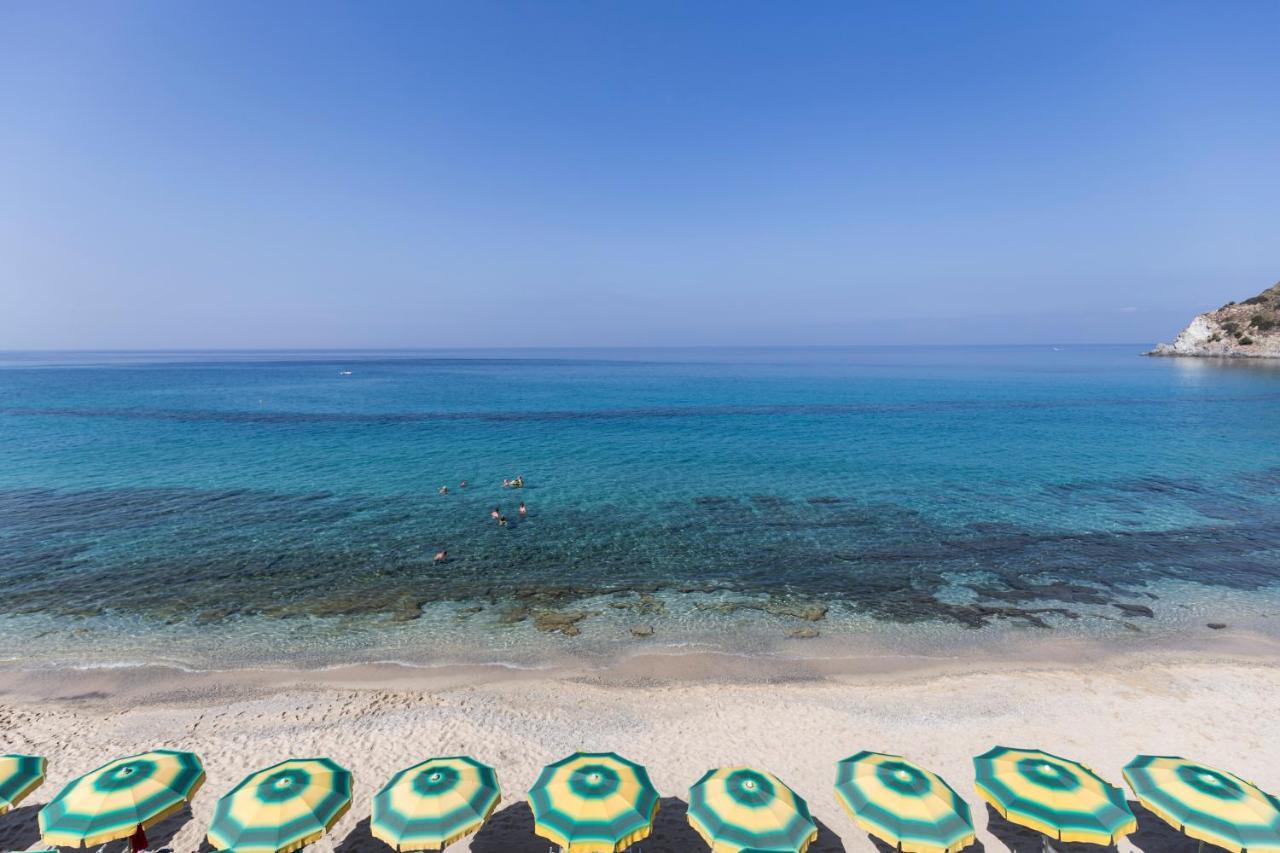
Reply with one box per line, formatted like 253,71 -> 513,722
2,346 -> 1279,669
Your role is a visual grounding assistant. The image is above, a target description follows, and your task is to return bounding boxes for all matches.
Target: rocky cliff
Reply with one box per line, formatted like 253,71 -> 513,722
1149,281 -> 1280,358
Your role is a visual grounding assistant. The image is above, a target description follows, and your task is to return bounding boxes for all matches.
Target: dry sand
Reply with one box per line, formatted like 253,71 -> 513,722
1,632 -> 1278,853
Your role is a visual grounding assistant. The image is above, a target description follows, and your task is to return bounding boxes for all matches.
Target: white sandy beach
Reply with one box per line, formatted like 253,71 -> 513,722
2,635 -> 1278,853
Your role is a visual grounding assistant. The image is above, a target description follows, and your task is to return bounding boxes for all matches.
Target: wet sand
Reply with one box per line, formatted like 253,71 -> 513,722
1,633 -> 1278,852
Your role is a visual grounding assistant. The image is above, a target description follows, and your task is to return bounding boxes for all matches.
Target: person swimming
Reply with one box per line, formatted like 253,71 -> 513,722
460,480 -> 467,488
498,515 -> 508,527
518,501 -> 527,516
490,507 -> 501,520
434,550 -> 447,564
438,485 -> 448,495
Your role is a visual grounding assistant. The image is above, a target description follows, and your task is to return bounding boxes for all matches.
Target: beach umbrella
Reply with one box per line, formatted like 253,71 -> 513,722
1123,755 -> 1280,853
687,767 -> 818,853
39,749 -> 205,850
973,746 -> 1135,846
371,756 -> 501,851
0,754 -> 46,815
207,757 -> 352,853
835,751 -> 975,853
527,752 -> 659,852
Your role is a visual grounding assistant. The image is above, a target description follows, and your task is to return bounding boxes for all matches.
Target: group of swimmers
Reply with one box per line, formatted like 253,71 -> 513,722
489,501 -> 527,527
432,477 -> 528,564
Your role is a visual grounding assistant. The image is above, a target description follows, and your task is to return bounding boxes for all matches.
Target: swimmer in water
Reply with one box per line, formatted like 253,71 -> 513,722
498,515 -> 508,527
519,501 -> 527,516
502,479 -> 511,488
434,550 -> 447,564
438,486 -> 448,495
490,507 -> 501,520
460,480 -> 467,488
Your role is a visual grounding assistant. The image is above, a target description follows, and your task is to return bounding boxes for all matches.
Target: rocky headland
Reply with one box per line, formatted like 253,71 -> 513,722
1149,281 -> 1280,357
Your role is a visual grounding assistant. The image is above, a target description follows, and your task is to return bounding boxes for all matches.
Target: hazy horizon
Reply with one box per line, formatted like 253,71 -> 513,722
3,2 -> 1277,349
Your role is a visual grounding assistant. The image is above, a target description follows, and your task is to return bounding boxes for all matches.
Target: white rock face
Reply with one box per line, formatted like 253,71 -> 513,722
1149,282 -> 1280,358
1159,315 -> 1217,354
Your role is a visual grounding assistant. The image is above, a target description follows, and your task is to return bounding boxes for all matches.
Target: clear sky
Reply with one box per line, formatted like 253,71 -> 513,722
2,1 -> 1277,349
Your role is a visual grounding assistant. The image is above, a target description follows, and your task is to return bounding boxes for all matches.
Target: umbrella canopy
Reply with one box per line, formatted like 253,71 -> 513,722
835,751 -> 975,853
0,754 -> 46,815
527,752 -> 659,853
973,746 -> 1135,846
39,749 -> 205,848
207,758 -> 352,853
687,767 -> 818,853
371,756 -> 501,851
1123,755 -> 1280,853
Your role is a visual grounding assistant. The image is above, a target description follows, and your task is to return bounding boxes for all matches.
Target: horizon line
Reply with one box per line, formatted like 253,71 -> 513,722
0,342 -> 1157,354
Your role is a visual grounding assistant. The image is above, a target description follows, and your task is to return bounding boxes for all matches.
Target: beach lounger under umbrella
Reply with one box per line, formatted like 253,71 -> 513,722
687,767 -> 818,853
528,752 -> 659,852
835,751 -> 975,853
207,757 -> 352,853
973,746 -> 1135,848
1123,755 -> 1280,853
39,749 -> 205,851
0,754 -> 46,815
371,756 -> 501,851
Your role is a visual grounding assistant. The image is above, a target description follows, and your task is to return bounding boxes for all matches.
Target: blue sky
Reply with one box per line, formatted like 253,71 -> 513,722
2,1 -> 1277,348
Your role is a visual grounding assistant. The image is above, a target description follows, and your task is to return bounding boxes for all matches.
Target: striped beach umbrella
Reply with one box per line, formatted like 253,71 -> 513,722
207,758 -> 352,853
528,752 -> 659,852
0,754 -> 46,815
1123,755 -> 1280,853
835,752 -> 975,853
39,749 -> 205,848
371,756 -> 501,851
687,767 -> 818,853
973,746 -> 1135,846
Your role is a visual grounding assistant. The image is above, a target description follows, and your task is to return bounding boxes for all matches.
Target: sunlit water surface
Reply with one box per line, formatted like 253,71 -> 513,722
2,346 -> 1278,669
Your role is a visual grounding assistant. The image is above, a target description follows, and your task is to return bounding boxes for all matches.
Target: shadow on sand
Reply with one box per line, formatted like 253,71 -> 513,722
145,802 -> 196,850
868,832 -> 984,852
1127,800 -> 1227,852
984,804 -> 1117,853
335,816 -> 393,853
0,804 -> 43,852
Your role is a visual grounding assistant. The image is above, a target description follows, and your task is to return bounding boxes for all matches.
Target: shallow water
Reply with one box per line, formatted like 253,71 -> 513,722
2,346 -> 1279,669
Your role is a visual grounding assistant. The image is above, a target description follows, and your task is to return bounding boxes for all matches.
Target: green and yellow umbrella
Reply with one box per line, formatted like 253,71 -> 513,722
528,752 -> 659,853
835,752 -> 975,853
1123,755 -> 1280,853
371,756 -> 501,851
0,754 -> 46,815
39,749 -> 205,848
973,746 -> 1135,846
687,767 -> 818,853
207,758 -> 352,853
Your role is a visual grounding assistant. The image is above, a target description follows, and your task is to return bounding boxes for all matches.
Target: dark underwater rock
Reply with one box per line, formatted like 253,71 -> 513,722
532,610 -> 590,636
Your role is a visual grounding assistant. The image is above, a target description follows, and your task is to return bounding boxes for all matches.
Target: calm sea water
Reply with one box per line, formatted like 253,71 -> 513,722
2,346 -> 1279,669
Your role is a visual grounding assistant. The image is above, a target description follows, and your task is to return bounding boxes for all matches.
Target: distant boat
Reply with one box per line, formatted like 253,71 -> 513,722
339,370 -> 353,375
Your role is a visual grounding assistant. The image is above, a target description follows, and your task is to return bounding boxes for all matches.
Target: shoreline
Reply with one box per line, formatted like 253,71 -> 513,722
1,638 -> 1278,852
4,625 -> 1278,704
5,573 -> 1276,676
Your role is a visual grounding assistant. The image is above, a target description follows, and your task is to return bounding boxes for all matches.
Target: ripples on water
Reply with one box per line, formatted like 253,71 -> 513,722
1,346 -> 1279,668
